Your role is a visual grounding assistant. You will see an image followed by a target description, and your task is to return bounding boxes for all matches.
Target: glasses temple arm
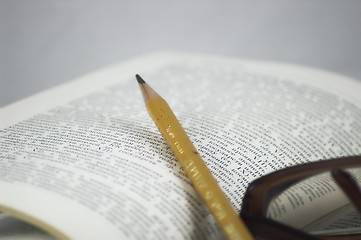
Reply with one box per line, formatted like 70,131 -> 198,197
331,169 -> 361,213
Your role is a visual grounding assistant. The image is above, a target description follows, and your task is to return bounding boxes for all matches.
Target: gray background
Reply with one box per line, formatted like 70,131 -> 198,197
1,0 -> 361,107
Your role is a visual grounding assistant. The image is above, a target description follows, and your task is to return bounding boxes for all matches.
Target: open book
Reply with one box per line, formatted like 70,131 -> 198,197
1,52 -> 361,239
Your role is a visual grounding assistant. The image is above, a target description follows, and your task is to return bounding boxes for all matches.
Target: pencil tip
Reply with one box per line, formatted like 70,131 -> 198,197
136,74 -> 146,84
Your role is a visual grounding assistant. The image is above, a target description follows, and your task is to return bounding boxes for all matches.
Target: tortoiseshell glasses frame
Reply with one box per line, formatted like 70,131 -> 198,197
240,155 -> 361,240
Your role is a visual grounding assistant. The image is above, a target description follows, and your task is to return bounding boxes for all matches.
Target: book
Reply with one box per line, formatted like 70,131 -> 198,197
0,52 -> 361,239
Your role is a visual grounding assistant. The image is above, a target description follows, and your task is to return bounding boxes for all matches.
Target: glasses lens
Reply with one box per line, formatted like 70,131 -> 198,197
266,168 -> 361,236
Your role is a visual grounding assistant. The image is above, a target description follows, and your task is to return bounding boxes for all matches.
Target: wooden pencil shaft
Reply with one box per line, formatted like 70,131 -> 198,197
142,92 -> 253,240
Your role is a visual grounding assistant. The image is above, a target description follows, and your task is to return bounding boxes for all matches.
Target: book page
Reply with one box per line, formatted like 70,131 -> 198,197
0,53 -> 361,239
305,204 -> 361,233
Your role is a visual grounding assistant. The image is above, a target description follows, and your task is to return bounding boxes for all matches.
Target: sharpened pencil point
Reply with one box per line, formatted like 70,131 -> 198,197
136,74 -> 146,84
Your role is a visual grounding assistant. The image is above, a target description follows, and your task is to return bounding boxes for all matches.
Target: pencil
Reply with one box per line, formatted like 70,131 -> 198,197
136,74 -> 253,240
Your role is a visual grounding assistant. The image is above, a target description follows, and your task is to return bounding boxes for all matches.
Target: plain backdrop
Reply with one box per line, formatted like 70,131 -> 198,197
1,0 -> 361,107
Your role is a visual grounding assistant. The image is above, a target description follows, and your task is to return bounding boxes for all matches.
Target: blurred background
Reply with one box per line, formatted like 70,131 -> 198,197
1,0 -> 361,107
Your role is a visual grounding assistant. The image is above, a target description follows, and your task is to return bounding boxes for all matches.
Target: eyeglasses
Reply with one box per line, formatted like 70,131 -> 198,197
240,155 -> 361,240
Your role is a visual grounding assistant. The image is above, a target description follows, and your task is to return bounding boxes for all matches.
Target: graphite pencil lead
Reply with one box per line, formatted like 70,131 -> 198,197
136,74 -> 146,84
136,75 -> 159,101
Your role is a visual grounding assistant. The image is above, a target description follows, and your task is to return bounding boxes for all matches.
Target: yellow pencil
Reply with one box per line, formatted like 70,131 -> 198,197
136,74 -> 253,240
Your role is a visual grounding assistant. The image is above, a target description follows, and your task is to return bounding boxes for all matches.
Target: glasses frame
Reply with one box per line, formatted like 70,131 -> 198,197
240,155 -> 361,240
